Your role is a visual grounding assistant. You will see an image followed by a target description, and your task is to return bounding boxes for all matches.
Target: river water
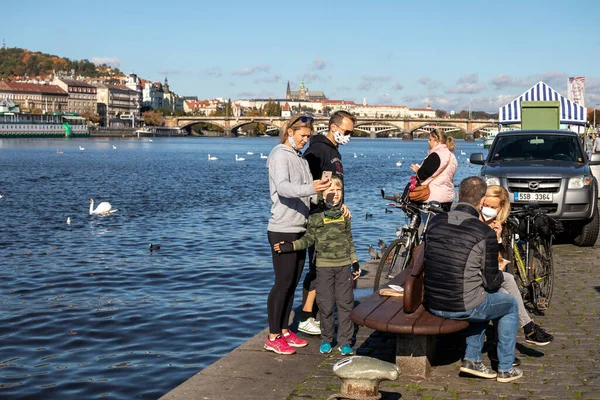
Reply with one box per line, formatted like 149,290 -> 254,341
0,137 -> 484,399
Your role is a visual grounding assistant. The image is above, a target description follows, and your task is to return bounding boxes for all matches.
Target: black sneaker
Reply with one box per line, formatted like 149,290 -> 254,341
459,360 -> 497,379
487,349 -> 521,367
497,367 -> 523,383
525,323 -> 554,346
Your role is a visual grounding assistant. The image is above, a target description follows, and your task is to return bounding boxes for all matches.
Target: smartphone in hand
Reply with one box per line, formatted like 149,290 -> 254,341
321,171 -> 332,181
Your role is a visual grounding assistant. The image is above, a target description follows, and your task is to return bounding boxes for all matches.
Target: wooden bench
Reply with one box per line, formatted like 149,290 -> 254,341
351,243 -> 469,378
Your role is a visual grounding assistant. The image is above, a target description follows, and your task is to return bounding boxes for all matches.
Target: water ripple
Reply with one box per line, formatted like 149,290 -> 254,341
0,137 -> 485,399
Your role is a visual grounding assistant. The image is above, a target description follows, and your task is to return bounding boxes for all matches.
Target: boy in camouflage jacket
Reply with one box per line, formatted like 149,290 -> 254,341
274,176 -> 360,355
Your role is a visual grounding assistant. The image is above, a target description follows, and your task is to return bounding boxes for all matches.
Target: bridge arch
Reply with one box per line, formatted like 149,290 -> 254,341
409,122 -> 463,137
471,123 -> 498,139
177,119 -> 228,131
354,121 -> 403,137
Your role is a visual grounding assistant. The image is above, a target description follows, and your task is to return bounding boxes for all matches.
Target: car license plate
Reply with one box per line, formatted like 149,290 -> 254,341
514,192 -> 552,202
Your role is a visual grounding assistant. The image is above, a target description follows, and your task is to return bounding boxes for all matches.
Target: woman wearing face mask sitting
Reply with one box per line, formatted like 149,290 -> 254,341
482,185 -> 554,352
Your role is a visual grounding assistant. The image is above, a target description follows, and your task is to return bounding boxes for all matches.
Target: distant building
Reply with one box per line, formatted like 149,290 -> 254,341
184,99 -> 222,115
281,102 -> 291,117
286,77 -> 327,101
52,78 -> 98,115
96,83 -> 140,127
142,80 -> 164,109
408,104 -> 435,118
0,81 -> 68,113
125,73 -> 143,116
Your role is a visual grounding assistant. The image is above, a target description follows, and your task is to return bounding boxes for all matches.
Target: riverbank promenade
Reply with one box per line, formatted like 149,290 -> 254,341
160,240 -> 600,400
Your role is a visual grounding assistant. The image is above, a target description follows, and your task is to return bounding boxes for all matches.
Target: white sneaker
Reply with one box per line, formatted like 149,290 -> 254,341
298,317 -> 321,335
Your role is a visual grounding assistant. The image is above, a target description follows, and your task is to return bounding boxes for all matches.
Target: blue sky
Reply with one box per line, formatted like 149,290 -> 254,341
3,0 -> 599,112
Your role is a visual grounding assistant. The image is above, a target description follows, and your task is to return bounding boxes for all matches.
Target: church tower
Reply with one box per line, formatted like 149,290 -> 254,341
286,81 -> 291,99
299,76 -> 307,101
163,76 -> 170,93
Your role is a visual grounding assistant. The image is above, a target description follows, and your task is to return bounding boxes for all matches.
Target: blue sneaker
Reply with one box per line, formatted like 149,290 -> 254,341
319,341 -> 332,354
339,344 -> 353,356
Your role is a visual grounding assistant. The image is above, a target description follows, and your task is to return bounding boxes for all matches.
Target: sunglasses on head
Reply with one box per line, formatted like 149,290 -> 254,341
291,115 -> 314,125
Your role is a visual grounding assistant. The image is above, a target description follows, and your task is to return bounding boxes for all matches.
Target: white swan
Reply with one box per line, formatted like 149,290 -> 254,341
247,151 -> 254,155
235,154 -> 245,161
260,153 -> 268,159
89,199 -> 117,215
354,153 -> 357,158
79,146 -> 85,151
208,154 -> 218,161
112,145 -> 117,149
67,217 -> 71,225
460,150 -> 466,155
396,161 -> 402,167
57,149 -> 64,154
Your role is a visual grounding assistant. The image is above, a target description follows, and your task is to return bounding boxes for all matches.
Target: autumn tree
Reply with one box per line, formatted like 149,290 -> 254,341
80,108 -> 100,124
143,110 -> 165,126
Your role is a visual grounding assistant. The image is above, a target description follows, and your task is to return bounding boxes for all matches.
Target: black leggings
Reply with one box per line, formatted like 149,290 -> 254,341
267,231 -> 306,334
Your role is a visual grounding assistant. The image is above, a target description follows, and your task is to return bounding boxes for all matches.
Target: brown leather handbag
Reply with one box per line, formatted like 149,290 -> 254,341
408,155 -> 451,202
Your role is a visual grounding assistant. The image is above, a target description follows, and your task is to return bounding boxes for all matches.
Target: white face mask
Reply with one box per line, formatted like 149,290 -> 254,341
333,131 -> 350,145
481,206 -> 498,221
288,136 -> 298,150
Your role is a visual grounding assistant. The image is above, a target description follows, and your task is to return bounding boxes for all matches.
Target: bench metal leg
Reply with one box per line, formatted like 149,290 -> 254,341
395,334 -> 435,378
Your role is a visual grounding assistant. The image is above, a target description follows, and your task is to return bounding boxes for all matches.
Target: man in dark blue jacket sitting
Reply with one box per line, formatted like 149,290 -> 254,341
424,176 -> 522,383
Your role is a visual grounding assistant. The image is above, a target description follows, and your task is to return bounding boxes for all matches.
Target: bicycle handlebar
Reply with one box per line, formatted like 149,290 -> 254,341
381,189 -> 445,214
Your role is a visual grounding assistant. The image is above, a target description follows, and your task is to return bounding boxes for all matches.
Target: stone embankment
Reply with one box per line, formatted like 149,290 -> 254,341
161,239 -> 600,400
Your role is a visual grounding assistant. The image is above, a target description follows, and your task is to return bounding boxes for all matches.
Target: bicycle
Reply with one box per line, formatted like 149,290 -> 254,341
505,204 -> 561,313
373,189 -> 445,292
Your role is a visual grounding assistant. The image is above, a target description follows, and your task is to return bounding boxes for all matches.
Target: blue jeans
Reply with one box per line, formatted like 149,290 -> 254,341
430,292 -> 518,372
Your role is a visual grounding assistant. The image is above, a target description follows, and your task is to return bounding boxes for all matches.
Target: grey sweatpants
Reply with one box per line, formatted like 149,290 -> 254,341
499,271 -> 532,328
315,266 -> 354,346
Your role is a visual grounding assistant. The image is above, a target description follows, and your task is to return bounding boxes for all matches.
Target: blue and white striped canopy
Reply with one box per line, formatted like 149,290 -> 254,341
499,81 -> 587,125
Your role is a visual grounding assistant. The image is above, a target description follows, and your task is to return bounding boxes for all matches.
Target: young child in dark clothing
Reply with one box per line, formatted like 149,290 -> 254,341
274,176 -> 360,355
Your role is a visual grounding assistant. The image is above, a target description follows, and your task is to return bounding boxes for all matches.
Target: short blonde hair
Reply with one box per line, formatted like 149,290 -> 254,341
485,185 -> 510,224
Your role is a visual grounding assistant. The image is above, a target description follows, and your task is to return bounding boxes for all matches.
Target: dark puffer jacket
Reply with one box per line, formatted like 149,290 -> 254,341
424,203 -> 503,312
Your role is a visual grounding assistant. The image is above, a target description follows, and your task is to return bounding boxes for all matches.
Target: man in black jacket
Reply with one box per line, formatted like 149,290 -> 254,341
424,176 -> 522,383
296,111 -> 356,336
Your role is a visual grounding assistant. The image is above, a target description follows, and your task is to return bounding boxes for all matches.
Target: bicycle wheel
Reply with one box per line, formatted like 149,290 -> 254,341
530,238 -> 554,311
373,238 -> 412,292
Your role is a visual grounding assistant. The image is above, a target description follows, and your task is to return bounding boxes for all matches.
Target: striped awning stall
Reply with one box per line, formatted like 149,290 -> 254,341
499,81 -> 587,125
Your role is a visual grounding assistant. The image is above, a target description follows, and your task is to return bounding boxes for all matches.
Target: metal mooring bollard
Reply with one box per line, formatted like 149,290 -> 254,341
328,356 -> 401,400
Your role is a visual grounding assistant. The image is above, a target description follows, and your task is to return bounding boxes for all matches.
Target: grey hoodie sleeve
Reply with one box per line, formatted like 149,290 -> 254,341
269,151 -> 316,199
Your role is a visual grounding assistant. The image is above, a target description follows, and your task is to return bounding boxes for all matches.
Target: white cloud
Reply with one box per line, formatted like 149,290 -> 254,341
254,74 -> 281,84
312,59 -> 327,70
457,73 -> 478,85
490,72 -> 567,90
418,76 -> 430,85
358,82 -> 373,91
446,83 -> 486,94
428,81 -> 442,90
205,67 -> 223,77
361,75 -> 392,82
91,57 -> 121,68
377,93 -> 393,105
232,64 -> 270,76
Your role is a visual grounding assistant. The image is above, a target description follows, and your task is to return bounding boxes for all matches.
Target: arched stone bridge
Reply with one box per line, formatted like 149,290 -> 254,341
165,115 -> 498,139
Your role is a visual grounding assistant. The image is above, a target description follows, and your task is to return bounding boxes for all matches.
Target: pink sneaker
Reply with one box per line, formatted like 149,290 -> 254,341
283,330 -> 308,348
264,336 -> 295,355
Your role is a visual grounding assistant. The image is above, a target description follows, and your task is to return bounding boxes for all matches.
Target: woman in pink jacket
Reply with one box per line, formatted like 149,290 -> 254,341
410,129 -> 458,211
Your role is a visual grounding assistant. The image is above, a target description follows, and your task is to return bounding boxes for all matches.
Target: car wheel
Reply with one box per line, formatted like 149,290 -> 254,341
573,206 -> 600,247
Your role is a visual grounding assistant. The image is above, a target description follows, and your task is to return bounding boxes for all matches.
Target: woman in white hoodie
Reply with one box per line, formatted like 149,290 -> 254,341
264,114 -> 331,355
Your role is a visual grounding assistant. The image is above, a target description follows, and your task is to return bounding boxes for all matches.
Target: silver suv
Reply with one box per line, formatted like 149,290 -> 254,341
470,130 -> 600,246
